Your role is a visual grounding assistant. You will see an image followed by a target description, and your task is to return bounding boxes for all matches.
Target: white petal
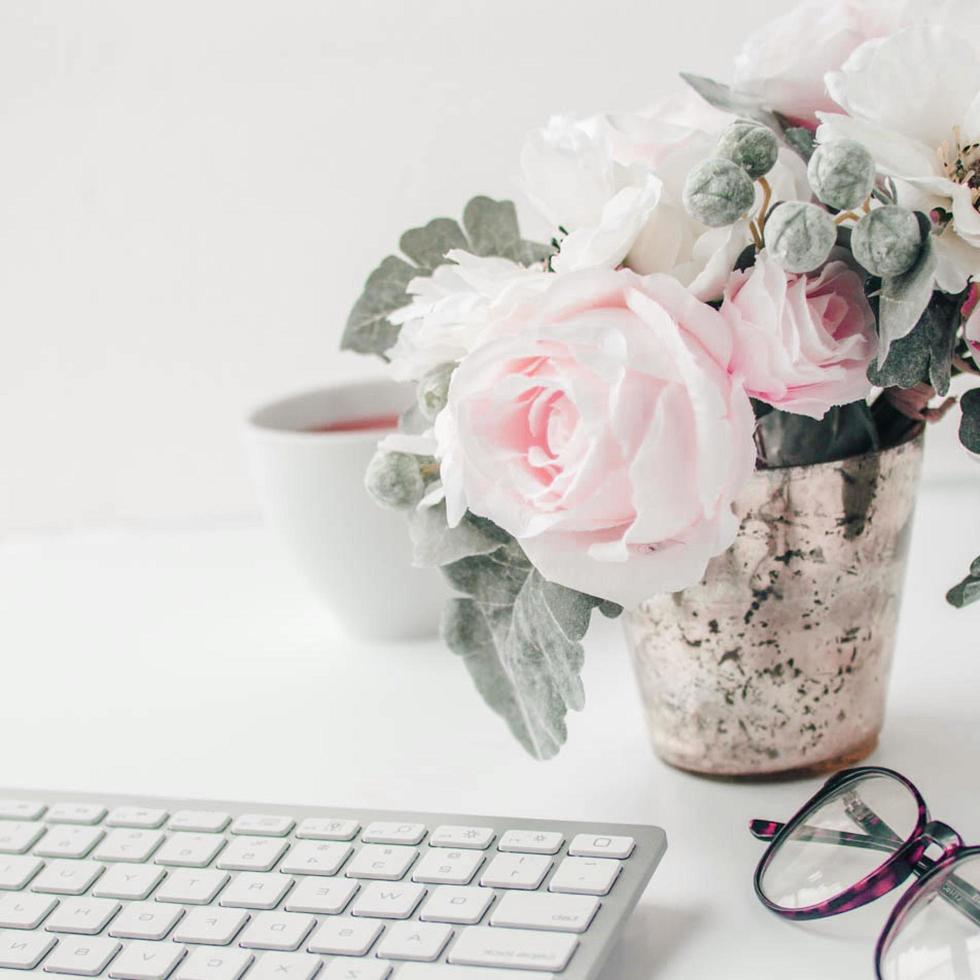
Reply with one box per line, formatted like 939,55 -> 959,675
816,113 -> 938,181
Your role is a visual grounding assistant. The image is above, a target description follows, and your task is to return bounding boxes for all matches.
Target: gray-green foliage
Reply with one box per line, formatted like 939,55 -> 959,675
417,363 -> 455,421
875,234 -> 937,365
679,72 -> 783,132
867,293 -> 961,396
440,538 -> 616,759
947,554 -> 980,608
784,127 -> 816,162
763,202 -> 837,273
960,388 -> 980,453
364,450 -> 425,511
716,121 -> 778,179
851,206 -> 922,278
342,197 -> 553,357
683,158 -> 756,227
807,139 -> 876,211
408,503 -> 509,568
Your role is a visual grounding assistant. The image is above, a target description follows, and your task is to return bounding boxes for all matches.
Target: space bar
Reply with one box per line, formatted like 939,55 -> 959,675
447,925 -> 577,972
396,967 -> 555,979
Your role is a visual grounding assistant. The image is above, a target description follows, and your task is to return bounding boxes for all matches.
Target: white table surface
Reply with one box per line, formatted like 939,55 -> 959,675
1,482 -> 978,979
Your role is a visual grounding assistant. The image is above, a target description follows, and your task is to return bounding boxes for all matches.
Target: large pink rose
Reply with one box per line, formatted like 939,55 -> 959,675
720,254 -> 878,419
434,269 -> 756,608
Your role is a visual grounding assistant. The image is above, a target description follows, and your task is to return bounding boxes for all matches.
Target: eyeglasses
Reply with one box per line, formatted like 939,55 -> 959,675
750,766 -> 980,980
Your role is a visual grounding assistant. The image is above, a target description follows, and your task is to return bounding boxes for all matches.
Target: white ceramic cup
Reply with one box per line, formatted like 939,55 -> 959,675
244,379 -> 446,640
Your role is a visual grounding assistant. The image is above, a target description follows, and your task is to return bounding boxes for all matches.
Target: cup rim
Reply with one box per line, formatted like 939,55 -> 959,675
244,378 -> 411,445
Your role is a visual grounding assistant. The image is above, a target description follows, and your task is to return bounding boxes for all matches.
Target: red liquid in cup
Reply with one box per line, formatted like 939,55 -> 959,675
307,414 -> 400,434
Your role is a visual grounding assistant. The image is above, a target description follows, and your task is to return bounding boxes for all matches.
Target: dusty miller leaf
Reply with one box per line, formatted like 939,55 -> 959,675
399,218 -> 468,273
783,126 -> 816,162
960,388 -> 980,453
408,503 -> 509,568
440,539 -> 603,759
341,256 -> 417,356
876,236 -> 937,365
947,554 -> 980,608
679,72 -> 782,131
868,292 -> 961,395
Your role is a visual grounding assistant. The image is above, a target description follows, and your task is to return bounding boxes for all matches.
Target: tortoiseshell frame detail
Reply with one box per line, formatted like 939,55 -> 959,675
749,766 -> 978,980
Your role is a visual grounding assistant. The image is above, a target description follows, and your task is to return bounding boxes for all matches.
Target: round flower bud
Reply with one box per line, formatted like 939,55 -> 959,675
807,139 -> 876,211
850,206 -> 922,278
417,362 -> 454,421
364,449 -> 425,510
682,158 -> 756,227
716,121 -> 779,180
763,202 -> 837,273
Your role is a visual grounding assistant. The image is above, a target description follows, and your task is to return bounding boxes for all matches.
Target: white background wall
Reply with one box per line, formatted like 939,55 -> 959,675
1,0 -> 975,533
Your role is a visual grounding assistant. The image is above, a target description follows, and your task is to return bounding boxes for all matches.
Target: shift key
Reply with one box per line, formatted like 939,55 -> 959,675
449,924 -> 577,971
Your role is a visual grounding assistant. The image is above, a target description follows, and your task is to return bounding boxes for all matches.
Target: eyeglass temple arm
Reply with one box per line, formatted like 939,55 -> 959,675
750,818 -> 980,927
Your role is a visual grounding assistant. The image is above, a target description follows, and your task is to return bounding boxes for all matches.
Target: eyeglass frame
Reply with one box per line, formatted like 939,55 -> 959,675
750,765 -> 980,978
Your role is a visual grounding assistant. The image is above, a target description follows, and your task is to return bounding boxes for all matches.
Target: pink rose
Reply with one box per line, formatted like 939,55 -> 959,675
435,269 -> 756,608
720,253 -> 878,419
732,0 -> 915,126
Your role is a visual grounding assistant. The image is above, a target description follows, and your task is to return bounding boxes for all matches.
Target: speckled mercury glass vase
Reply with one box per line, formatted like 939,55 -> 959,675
625,429 -> 924,778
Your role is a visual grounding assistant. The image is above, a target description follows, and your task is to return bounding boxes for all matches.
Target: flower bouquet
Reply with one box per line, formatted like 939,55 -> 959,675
342,0 -> 980,765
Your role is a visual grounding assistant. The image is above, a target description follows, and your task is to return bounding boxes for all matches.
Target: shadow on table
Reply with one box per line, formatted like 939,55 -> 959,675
600,903 -> 706,978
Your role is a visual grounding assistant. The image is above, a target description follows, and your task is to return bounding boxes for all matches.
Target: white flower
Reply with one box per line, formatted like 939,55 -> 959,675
387,250 -> 550,381
818,25 -> 980,293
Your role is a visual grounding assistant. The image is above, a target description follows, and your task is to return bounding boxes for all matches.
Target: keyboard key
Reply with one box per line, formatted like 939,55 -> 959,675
108,940 -> 187,980
480,854 -> 551,890
279,842 -> 351,877
0,822 -> 46,854
0,891 -> 58,928
45,897 -> 120,935
44,935 -> 122,975
249,952 -> 321,980
548,856 -> 621,896
109,901 -> 184,941
216,838 -> 288,873
448,925 -> 577,972
35,827 -> 104,860
46,805 -> 107,827
294,819 -> 358,842
219,872 -> 293,910
94,830 -> 165,864
361,822 -> 426,846
345,845 -> 416,881
351,881 -> 425,919
490,892 -> 598,933
428,827 -> 494,850
106,808 -> 168,830
284,877 -> 358,915
173,907 -> 249,946
0,855 -> 44,890
230,815 -> 294,838
239,912 -> 315,951
419,885 -> 493,925
155,869 -> 229,905
155,834 -> 226,868
0,801 -> 46,821
93,864 -> 166,901
320,961 -> 389,980
175,946 -> 252,980
395,967 -> 547,979
32,860 -> 104,896
412,849 -> 483,886
568,833 -> 635,859
306,916 -> 382,956
0,929 -> 56,968
497,831 -> 564,855
376,921 -> 452,962
169,812 -> 230,834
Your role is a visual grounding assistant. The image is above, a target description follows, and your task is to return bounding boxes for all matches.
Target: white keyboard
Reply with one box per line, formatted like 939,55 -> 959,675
0,791 -> 666,980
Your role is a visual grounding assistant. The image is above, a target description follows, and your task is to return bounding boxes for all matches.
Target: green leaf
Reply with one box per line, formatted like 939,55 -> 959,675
341,255 -> 417,356
947,554 -> 980,608
960,388 -> 980,453
868,292 -> 961,396
679,72 -> 782,132
876,235 -> 937,365
408,504 -> 509,568
756,403 -> 877,468
440,539 -> 603,759
399,218 -> 468,274
783,126 -> 816,162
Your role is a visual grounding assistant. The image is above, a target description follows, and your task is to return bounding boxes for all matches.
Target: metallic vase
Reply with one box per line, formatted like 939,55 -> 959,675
625,430 -> 924,778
